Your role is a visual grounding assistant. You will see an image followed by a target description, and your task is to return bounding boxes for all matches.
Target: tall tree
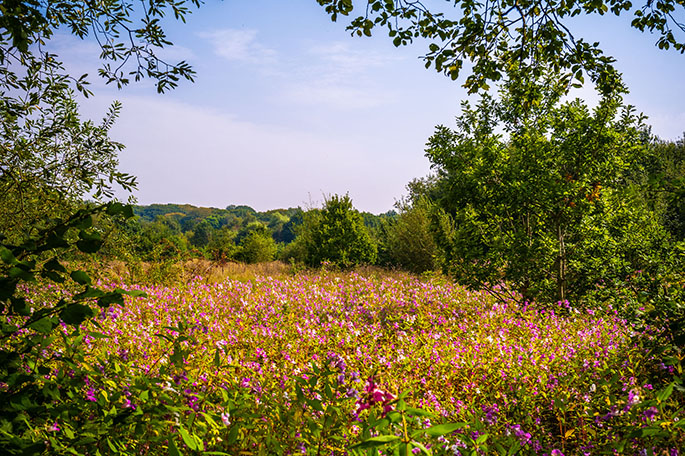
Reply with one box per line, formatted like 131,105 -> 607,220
302,194 -> 377,268
425,73 -> 668,303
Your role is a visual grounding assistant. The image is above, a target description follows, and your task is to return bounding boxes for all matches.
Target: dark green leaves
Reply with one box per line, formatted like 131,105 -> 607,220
59,304 -> 94,326
70,270 -> 92,286
178,426 -> 204,451
97,292 -> 125,308
28,317 -> 55,334
76,230 -> 103,254
106,202 -> 134,218
0,246 -> 16,264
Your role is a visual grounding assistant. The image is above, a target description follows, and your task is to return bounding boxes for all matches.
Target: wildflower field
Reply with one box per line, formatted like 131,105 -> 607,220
15,271 -> 685,455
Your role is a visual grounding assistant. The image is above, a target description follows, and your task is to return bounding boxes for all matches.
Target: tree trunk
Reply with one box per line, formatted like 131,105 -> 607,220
557,221 -> 567,303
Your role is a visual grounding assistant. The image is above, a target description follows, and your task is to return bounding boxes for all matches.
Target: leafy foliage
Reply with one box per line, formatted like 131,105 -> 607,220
0,0 -> 199,112
424,74 -> 670,304
379,197 -> 439,274
0,90 -> 136,243
0,203 -> 146,454
236,229 -> 278,264
317,0 -> 684,93
301,194 -> 378,268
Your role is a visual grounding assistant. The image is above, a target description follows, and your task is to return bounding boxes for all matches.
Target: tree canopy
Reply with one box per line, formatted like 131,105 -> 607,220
317,0 -> 685,93
1,0 -> 199,105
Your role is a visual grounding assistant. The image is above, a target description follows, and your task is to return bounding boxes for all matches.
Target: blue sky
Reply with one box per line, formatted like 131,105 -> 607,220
61,1 -> 685,214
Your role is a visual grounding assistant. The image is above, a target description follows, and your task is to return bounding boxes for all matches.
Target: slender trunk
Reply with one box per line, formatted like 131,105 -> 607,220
557,220 -> 567,302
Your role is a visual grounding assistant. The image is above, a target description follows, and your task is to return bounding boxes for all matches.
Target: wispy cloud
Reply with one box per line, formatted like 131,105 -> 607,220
281,42 -> 401,109
200,29 -> 276,63
308,42 -> 397,76
284,83 -> 393,110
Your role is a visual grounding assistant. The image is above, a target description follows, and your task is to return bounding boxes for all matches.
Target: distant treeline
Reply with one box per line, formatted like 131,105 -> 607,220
109,200 -> 403,268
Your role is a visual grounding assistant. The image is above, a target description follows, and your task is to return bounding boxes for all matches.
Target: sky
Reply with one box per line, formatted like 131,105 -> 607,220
57,1 -> 685,214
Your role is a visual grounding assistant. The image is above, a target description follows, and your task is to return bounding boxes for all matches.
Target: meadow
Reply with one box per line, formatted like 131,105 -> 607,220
19,269 -> 683,455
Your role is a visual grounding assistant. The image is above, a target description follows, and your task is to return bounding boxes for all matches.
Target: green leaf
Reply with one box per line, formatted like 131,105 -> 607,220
424,422 -> 467,437
657,383 -> 674,402
411,441 -> 432,455
406,407 -> 435,417
79,230 -> 102,242
106,202 -> 134,218
9,266 -> 34,281
0,246 -> 16,264
43,258 -> 66,272
0,278 -> 17,300
227,425 -> 239,444
476,432 -> 489,444
10,297 -> 30,316
64,426 -> 75,439
72,214 -> 93,230
60,303 -> 94,326
76,238 -> 103,253
178,426 -> 198,451
350,435 -> 400,449
309,399 -> 324,412
119,288 -> 147,298
168,439 -> 181,456
75,287 -> 106,300
97,291 -> 124,308
628,426 -> 667,438
70,270 -> 92,285
28,317 -> 54,334
43,270 -> 65,283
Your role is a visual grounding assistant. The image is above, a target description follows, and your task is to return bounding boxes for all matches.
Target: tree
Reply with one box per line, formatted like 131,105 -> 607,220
302,194 -> 377,268
207,226 -> 239,263
1,4 -> 202,452
1,0 -> 198,110
424,73 -> 669,304
1,0 -> 203,250
237,230 -> 278,264
189,219 -> 213,248
0,92 -> 136,241
317,0 -> 684,93
380,197 -> 439,274
640,136 -> 685,241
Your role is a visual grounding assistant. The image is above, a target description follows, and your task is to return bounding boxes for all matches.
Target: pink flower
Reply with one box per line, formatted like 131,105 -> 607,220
355,377 -> 395,417
85,388 -> 97,402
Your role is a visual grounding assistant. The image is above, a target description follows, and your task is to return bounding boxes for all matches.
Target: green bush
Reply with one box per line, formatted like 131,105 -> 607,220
380,197 -> 439,274
236,230 -> 278,264
301,194 -> 377,268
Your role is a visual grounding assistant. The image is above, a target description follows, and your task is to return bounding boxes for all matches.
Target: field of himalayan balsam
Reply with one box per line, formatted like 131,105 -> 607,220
23,271 -> 684,455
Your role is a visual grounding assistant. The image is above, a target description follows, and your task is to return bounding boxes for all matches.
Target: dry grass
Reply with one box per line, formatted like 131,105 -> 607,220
87,258 -> 441,285
93,259 -> 297,284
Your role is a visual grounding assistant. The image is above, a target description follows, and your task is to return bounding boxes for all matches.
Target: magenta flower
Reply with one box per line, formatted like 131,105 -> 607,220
85,388 -> 97,402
